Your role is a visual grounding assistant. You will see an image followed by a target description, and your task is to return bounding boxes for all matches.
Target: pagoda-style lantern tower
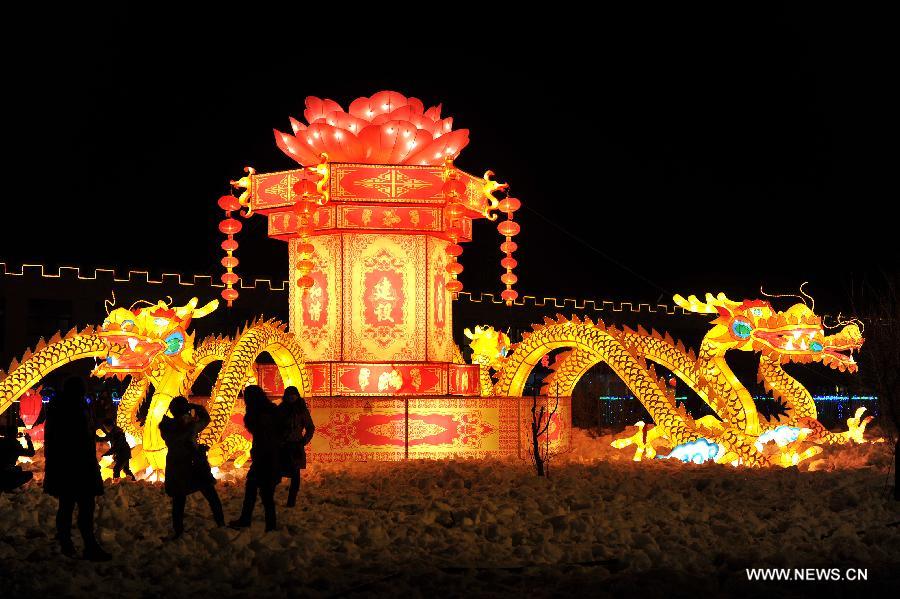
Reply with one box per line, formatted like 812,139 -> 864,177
231,92 -> 525,460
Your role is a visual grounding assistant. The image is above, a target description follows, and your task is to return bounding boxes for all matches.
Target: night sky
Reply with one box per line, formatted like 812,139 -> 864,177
3,7 -> 892,315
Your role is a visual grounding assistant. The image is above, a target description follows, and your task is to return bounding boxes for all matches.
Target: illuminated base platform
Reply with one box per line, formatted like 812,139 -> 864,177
246,363 -> 571,462
207,391 -> 570,463
303,395 -> 571,462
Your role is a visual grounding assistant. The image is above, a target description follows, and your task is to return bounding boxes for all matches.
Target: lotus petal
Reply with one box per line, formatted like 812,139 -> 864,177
406,96 -> 425,115
407,113 -> 441,136
404,128 -> 469,164
305,122 -> 365,161
358,121 -> 433,164
304,96 -> 344,124
289,117 -> 307,135
437,117 -> 454,136
372,105 -> 415,125
323,110 -> 369,136
349,91 -> 408,120
276,92 -> 468,165
273,129 -> 322,166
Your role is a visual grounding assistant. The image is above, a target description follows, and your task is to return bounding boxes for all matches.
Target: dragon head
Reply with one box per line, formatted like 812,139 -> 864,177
464,325 -> 511,369
819,321 -> 864,372
92,297 -> 218,379
674,292 -> 863,370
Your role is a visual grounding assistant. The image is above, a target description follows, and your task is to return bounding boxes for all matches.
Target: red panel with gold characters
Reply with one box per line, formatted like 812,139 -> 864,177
343,233 -> 425,362
333,363 -> 446,396
251,164 -> 489,217
332,164 -> 445,203
336,206 -> 442,232
252,169 -> 303,212
426,236 -> 454,362
306,363 -> 331,396
267,206 -> 335,239
448,364 -> 480,396
289,236 -> 342,361
405,397 -> 519,459
307,398 -> 407,462
304,396 -> 521,462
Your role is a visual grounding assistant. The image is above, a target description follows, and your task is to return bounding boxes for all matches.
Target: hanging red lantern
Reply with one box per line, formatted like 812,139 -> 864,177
446,262 -> 464,276
292,171 -> 324,297
498,196 -> 520,305
218,194 -> 241,306
442,160 -> 466,295
501,289 -> 519,302
497,220 -> 520,237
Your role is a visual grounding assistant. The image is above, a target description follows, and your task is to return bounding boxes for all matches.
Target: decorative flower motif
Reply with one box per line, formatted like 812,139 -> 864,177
274,91 -> 470,165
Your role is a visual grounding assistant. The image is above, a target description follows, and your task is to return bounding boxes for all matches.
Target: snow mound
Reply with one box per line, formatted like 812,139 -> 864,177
2,430 -> 897,596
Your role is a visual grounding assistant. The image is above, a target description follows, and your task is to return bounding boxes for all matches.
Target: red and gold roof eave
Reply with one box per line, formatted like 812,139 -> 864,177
248,162 -> 491,242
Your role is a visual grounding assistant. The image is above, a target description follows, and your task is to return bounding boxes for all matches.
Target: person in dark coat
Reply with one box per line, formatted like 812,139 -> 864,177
159,396 -> 224,539
100,425 -> 135,481
277,386 -> 315,507
0,426 -> 35,492
229,385 -> 281,531
43,376 -> 110,561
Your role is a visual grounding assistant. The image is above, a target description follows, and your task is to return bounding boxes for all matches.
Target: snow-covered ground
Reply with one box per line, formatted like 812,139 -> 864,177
2,429 -> 898,597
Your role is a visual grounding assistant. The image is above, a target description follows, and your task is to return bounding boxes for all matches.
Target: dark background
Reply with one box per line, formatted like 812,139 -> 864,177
1,6 -> 892,316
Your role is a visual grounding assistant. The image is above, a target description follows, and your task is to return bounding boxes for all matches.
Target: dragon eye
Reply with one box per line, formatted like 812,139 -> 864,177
810,341 -> 823,352
164,331 -> 185,355
731,318 -> 753,339
121,320 -> 135,331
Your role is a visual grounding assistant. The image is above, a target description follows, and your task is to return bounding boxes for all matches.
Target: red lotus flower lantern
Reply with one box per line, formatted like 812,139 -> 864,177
274,91 -> 470,166
218,195 -> 242,306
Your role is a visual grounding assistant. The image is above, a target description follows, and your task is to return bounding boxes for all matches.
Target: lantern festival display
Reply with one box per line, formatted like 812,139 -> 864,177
242,92 -> 542,460
0,92 -> 878,471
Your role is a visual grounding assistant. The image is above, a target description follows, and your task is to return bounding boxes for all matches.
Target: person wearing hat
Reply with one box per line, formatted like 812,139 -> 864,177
159,396 -> 225,539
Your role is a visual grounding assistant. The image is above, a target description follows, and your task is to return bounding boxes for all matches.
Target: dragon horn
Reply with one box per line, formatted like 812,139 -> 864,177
714,292 -> 742,308
192,299 -> 219,319
673,294 -> 717,314
174,297 -> 199,320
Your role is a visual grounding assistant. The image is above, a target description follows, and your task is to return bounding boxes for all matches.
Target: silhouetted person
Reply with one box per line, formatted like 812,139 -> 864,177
159,396 -> 225,539
230,385 -> 281,531
43,377 -> 111,561
277,386 -> 315,507
0,426 -> 35,492
100,425 -> 135,481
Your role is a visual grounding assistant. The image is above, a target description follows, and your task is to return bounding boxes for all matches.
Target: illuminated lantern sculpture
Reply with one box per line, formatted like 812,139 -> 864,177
240,91 -> 536,460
